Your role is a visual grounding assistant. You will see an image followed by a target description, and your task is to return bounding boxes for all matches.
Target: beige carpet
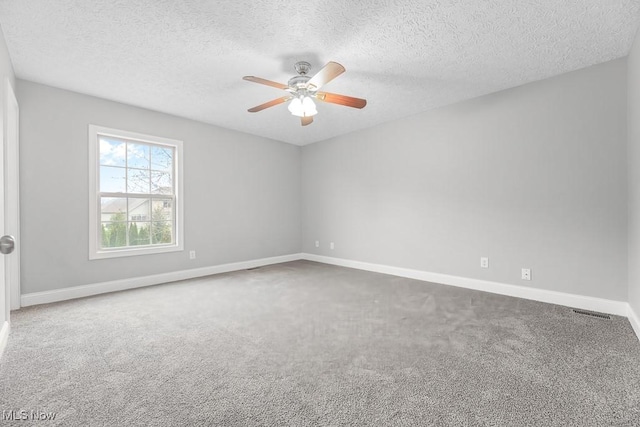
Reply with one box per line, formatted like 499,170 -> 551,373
1,260 -> 639,426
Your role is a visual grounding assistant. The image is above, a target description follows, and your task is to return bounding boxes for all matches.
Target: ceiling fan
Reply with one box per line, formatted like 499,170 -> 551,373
243,61 -> 367,126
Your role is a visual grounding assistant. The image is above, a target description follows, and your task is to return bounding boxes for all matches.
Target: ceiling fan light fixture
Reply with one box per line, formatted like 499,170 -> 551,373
288,96 -> 317,117
287,97 -> 303,116
302,96 -> 317,116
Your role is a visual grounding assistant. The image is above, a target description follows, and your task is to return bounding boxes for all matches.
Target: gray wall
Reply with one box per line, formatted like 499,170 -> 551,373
16,57 -> 632,303
629,30 -> 640,316
302,59 -> 628,301
0,25 -> 15,322
18,81 -> 301,294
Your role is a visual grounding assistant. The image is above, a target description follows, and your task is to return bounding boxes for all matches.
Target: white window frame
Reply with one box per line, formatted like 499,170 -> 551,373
88,125 -> 184,259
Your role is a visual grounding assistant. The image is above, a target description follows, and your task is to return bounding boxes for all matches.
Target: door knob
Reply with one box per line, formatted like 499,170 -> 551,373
0,235 -> 15,255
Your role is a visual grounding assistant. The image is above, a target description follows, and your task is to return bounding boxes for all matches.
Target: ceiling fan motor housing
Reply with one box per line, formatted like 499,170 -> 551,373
288,75 -> 312,91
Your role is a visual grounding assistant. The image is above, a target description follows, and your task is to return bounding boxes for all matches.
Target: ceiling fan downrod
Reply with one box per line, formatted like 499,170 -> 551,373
288,61 -> 312,90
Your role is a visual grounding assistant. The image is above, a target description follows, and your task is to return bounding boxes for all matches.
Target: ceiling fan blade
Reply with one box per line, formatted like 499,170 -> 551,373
315,92 -> 367,109
301,116 -> 313,126
307,61 -> 345,91
247,96 -> 292,113
243,76 -> 288,90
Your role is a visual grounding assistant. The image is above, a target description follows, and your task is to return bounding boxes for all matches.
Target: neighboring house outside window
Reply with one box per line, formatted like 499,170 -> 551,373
89,125 -> 184,259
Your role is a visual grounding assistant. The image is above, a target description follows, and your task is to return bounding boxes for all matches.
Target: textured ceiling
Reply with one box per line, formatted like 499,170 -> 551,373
1,1 -> 639,145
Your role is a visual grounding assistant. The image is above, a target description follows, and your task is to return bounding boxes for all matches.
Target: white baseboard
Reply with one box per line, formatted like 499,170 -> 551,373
628,304 -> 640,342
21,253 -> 302,307
19,251 -> 636,338
301,253 -> 629,317
0,321 -> 9,360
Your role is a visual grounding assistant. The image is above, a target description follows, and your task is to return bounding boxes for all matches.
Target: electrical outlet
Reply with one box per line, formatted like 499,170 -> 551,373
521,268 -> 531,281
315,240 -> 320,248
480,257 -> 489,268
330,242 -> 335,250
189,250 -> 196,260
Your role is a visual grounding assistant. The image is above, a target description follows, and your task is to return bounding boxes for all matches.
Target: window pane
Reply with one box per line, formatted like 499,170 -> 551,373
100,166 -> 126,193
151,221 -> 172,244
129,222 -> 150,246
127,143 -> 150,169
99,137 -> 126,167
152,199 -> 173,222
150,146 -> 173,171
128,198 -> 150,221
100,197 -> 127,222
127,168 -> 150,193
101,222 -> 127,248
151,171 -> 172,194
92,126 -> 181,258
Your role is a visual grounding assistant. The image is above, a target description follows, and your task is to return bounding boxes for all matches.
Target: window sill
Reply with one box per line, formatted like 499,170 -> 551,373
90,243 -> 183,260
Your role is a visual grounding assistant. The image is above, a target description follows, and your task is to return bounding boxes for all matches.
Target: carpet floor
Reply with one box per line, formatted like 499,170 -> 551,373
1,260 -> 639,426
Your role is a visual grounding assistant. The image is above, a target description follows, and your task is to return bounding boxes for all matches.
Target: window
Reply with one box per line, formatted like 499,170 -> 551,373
89,125 -> 183,259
